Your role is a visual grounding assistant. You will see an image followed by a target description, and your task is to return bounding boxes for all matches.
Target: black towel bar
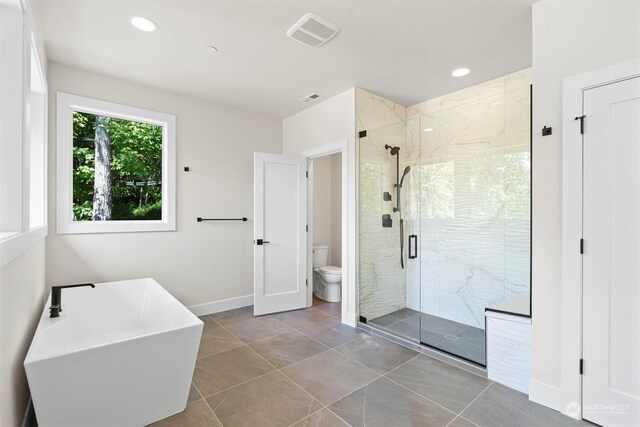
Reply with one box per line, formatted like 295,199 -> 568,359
197,217 -> 248,222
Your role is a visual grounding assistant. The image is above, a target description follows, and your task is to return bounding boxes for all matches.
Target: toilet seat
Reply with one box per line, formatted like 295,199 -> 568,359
319,266 -> 341,275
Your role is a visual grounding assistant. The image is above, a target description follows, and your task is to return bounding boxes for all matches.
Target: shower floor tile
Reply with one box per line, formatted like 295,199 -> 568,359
368,309 -> 487,366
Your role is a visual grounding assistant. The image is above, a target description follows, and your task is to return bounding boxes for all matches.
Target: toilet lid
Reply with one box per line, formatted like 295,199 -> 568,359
319,266 -> 341,275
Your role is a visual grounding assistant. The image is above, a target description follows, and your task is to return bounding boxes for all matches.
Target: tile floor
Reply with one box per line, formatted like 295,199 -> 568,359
370,308 -> 487,366
150,300 -> 588,427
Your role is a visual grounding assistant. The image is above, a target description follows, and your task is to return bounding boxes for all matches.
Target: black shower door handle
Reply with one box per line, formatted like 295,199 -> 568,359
408,235 -> 418,259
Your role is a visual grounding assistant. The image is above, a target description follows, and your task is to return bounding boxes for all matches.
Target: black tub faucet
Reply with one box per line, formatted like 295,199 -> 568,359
49,283 -> 95,318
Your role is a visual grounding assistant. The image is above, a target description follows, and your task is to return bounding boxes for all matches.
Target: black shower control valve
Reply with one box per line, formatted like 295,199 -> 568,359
382,214 -> 392,228
383,192 -> 392,201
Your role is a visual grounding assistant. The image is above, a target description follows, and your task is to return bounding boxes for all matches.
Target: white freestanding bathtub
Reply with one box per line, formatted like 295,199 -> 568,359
24,278 -> 203,427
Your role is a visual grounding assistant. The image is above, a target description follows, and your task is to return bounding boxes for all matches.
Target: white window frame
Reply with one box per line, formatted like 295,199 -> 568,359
56,92 -> 176,234
0,0 -> 48,268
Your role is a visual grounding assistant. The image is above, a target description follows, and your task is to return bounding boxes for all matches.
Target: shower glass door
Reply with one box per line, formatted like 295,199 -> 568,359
410,75 -> 531,366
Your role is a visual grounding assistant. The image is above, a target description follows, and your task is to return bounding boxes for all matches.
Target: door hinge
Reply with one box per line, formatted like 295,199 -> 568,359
306,225 -> 308,232
580,238 -> 584,254
575,115 -> 586,134
305,278 -> 308,287
305,171 -> 308,178
580,358 -> 584,375
359,130 -> 367,138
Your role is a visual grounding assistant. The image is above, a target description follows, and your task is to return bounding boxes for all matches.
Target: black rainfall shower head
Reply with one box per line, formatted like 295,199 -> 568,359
385,145 -> 400,156
400,166 -> 412,186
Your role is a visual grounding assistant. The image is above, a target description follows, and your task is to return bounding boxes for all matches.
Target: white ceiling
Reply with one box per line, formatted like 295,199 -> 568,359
33,0 -> 535,118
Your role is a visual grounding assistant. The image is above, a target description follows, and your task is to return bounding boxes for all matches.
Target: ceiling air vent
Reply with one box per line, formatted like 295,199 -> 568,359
301,93 -> 322,103
286,13 -> 340,48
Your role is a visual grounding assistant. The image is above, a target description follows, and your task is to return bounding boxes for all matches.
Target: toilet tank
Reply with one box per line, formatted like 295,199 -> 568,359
312,244 -> 329,268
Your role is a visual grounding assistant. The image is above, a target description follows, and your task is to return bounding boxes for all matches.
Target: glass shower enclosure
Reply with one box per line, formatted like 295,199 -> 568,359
357,71 -> 532,366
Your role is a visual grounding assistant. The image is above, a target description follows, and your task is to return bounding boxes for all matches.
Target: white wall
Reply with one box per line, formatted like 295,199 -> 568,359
46,62 -> 282,310
312,153 -> 342,267
0,241 -> 46,427
312,155 -> 333,253
331,153 -> 342,267
530,0 -> 640,410
282,88 -> 356,324
283,89 -> 355,156
0,1 -> 48,425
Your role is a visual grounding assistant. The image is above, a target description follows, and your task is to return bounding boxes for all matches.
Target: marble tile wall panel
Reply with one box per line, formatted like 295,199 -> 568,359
486,315 -> 532,394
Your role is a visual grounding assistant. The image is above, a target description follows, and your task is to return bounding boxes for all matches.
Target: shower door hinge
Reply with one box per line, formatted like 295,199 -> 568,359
580,358 -> 584,375
305,171 -> 308,178
580,239 -> 584,254
306,279 -> 308,287
359,130 -> 367,138
575,115 -> 586,134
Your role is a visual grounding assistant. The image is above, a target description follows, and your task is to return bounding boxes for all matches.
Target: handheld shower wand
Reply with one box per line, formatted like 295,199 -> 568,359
385,146 -> 412,269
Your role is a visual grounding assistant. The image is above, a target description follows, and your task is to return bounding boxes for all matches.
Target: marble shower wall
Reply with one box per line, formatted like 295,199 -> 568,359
356,88 -> 408,321
406,68 -> 532,328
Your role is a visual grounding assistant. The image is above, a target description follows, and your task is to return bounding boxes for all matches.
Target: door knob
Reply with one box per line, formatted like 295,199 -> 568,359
256,239 -> 270,245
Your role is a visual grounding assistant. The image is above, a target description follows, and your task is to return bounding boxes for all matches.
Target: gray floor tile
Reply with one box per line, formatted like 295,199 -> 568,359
300,319 -> 368,348
421,313 -> 469,336
393,308 -> 420,319
209,306 -> 255,326
335,334 -> 419,374
197,326 -> 244,358
329,377 -> 456,427
187,382 -> 202,403
447,416 -> 481,427
291,408 -> 350,427
273,308 -> 332,329
147,399 -> 221,427
313,301 -> 342,318
386,354 -> 491,413
199,315 -> 221,331
435,338 -> 486,366
370,313 -> 403,327
192,346 -> 274,397
384,319 -> 420,341
224,316 -> 293,343
206,371 -> 323,426
461,383 -> 590,427
249,330 -> 329,368
281,350 -> 379,405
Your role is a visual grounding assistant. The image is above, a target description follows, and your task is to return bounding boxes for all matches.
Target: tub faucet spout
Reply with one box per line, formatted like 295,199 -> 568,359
49,283 -> 95,318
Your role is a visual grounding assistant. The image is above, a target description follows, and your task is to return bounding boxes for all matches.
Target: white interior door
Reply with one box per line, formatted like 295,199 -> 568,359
583,76 -> 640,427
254,152 -> 307,316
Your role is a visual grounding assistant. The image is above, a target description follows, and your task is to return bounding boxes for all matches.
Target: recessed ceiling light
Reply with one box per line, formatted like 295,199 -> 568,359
130,16 -> 158,32
205,46 -> 218,53
452,67 -> 470,77
424,128 -> 434,132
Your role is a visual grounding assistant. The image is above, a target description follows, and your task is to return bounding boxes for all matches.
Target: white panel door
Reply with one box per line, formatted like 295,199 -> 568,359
583,76 -> 640,427
254,153 -> 307,316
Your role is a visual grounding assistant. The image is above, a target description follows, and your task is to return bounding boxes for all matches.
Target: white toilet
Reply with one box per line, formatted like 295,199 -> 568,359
312,244 -> 342,302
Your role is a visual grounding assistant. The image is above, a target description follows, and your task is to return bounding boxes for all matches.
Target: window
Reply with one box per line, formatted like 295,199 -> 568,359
0,1 -> 49,268
56,93 -> 176,234
29,41 -> 47,229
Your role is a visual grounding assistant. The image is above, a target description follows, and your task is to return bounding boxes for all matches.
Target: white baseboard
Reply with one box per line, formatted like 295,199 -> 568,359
188,295 -> 253,317
529,379 -> 564,413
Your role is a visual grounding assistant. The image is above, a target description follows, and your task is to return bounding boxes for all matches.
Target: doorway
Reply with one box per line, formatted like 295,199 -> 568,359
309,153 -> 343,318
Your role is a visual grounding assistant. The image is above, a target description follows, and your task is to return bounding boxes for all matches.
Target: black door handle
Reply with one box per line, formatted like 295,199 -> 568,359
408,235 -> 418,259
256,239 -> 270,245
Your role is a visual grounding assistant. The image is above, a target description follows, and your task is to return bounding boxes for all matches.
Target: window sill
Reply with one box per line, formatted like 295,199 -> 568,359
0,226 -> 48,268
56,220 -> 175,235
